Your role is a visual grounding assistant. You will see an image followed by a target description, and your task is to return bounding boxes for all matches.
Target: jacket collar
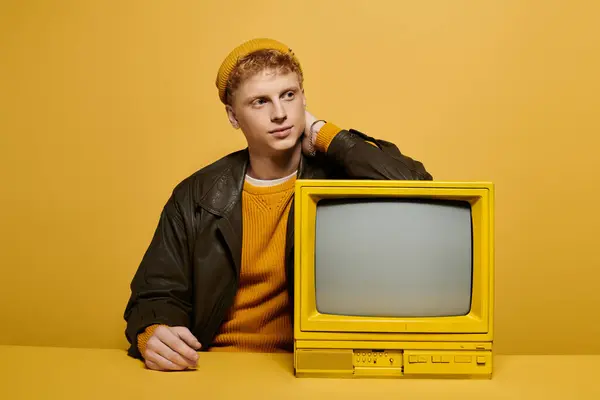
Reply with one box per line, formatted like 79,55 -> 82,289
195,149 -> 248,218
196,148 -> 327,278
197,148 -> 324,218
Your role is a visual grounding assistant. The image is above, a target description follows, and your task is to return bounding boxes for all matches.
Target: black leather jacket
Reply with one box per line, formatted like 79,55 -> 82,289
123,128 -> 433,359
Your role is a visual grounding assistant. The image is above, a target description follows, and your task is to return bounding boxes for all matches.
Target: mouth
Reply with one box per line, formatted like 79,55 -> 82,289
269,126 -> 294,134
269,126 -> 294,138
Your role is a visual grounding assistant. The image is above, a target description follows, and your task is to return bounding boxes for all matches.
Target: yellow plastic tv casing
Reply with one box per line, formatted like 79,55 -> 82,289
293,180 -> 494,379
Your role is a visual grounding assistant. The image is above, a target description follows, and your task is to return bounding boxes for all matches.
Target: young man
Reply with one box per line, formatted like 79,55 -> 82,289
123,38 -> 433,371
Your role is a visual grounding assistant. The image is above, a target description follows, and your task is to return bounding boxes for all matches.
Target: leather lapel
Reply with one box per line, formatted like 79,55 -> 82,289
205,150 -> 248,277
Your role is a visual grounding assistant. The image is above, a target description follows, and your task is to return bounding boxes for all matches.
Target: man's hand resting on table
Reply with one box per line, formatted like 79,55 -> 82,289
142,326 -> 202,371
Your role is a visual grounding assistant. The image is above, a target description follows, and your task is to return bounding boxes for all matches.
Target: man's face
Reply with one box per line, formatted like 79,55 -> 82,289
226,69 -> 306,156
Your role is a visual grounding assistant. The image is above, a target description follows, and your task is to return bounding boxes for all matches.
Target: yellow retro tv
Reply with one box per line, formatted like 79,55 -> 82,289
293,180 -> 494,379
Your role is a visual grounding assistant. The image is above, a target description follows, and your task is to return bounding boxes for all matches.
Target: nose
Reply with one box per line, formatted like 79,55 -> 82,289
271,100 -> 287,122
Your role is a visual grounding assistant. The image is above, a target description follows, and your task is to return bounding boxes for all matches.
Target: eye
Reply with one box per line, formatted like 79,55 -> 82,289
252,98 -> 267,107
283,91 -> 295,100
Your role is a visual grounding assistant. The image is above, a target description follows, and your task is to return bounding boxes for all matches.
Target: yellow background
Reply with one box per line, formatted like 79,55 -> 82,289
1,0 -> 598,355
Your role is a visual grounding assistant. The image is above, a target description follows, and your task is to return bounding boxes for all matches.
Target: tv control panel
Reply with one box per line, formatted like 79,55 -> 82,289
400,350 -> 492,377
295,348 -> 493,378
353,350 -> 404,376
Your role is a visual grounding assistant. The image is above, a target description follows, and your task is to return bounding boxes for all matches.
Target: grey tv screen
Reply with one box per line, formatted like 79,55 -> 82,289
314,198 -> 473,318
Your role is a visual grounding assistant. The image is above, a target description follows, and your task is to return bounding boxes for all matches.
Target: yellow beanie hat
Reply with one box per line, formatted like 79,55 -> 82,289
215,38 -> 302,104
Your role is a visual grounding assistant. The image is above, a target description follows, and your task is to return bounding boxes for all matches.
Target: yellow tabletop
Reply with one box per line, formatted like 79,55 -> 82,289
0,345 -> 599,399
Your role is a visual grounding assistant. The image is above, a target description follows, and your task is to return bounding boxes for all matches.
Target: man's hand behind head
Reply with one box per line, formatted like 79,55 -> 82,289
142,326 -> 202,371
302,110 -> 324,157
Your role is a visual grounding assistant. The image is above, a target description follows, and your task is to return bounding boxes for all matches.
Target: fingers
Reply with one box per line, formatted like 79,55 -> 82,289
142,325 -> 201,371
171,326 -> 202,351
151,338 -> 197,369
155,327 -> 198,366
145,359 -> 164,371
145,359 -> 159,370
144,349 -> 187,371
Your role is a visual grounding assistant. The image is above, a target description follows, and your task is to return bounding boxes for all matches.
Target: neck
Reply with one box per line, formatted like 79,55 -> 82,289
246,145 -> 301,180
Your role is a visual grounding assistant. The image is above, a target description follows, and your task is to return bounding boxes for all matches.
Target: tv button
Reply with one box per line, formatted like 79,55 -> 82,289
455,356 -> 472,363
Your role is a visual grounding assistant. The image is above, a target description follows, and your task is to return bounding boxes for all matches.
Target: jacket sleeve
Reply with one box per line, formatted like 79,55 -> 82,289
315,122 -> 433,180
123,192 -> 193,359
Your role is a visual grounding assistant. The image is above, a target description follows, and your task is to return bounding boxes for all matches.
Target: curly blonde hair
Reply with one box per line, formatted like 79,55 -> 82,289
225,49 -> 304,105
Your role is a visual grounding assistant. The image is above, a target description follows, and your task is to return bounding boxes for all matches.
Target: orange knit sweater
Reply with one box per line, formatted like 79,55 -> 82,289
210,174 -> 296,352
136,123 -> 342,355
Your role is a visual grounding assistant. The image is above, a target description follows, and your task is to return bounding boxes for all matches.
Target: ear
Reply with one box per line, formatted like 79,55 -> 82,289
225,105 -> 240,129
301,89 -> 307,108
